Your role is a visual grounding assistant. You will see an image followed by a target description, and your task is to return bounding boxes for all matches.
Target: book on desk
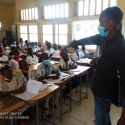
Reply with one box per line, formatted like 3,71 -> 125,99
13,79 -> 50,101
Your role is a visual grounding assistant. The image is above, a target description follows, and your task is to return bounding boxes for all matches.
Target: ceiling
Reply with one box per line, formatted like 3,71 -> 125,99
0,0 -> 15,4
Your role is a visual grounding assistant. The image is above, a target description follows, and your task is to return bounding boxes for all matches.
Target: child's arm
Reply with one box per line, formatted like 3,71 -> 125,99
0,85 -> 26,96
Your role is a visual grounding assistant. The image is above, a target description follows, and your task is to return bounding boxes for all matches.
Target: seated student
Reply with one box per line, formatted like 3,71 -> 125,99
44,41 -> 55,57
26,47 -> 39,65
3,45 -> 11,55
0,47 -> 8,62
78,45 -> 85,59
24,40 -> 30,50
36,53 -> 59,117
8,51 -> 19,70
15,60 -> 34,125
36,53 -> 59,80
16,60 -> 34,84
0,65 -> 25,95
59,48 -> 79,97
10,47 -> 22,62
59,48 -> 77,71
53,43 -> 58,51
51,44 -> 61,59
67,47 -> 79,62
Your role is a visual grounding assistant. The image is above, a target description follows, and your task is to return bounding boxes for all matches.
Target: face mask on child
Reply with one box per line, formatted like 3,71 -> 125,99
43,60 -> 50,65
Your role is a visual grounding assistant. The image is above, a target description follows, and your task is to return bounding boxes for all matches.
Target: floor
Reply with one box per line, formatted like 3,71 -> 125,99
30,87 -> 122,125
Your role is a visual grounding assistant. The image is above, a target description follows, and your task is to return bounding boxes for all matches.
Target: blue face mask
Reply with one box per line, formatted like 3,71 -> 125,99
98,26 -> 108,37
43,60 -> 50,65
76,48 -> 80,53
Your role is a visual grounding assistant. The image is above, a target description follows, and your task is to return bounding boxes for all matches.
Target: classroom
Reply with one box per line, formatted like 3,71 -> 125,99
0,0 -> 125,125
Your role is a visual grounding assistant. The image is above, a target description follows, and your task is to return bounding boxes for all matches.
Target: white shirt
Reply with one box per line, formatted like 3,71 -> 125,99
78,50 -> 85,59
52,50 -> 60,58
36,63 -> 55,78
69,52 -> 78,62
59,57 -> 74,69
44,48 -> 55,56
26,55 -> 39,65
15,71 -> 34,86
8,59 -> 19,70
0,55 -> 8,62
0,76 -> 21,92
4,49 -> 11,55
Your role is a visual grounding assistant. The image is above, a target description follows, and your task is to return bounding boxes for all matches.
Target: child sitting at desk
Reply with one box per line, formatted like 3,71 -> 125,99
8,51 -> 19,70
26,47 -> 39,65
36,53 -> 59,80
36,53 -> 59,118
44,41 -> 55,57
16,60 -> 34,84
59,48 -> 80,97
67,47 -> 79,62
0,65 -> 25,95
59,48 -> 77,71
0,47 -> 8,62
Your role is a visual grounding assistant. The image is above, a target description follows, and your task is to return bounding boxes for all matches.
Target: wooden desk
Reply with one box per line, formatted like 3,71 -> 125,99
0,97 -> 24,113
68,65 -> 90,104
14,84 -> 59,125
76,58 -> 92,66
30,84 -> 59,125
28,84 -> 59,103
0,96 -> 25,125
45,74 -> 74,121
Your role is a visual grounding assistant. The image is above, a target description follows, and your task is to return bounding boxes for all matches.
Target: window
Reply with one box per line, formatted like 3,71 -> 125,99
73,20 -> 98,51
73,20 -> 99,40
29,25 -> 38,42
110,0 -> 117,7
78,1 -> 83,16
20,25 -> 28,41
19,25 -> 38,42
0,22 -> 2,31
84,0 -> 89,16
52,5 -> 56,18
0,22 -> 1,29
103,0 -> 109,10
20,7 -> 38,21
55,24 -> 68,45
90,0 -> 95,15
44,3 -> 69,19
78,0 -> 117,16
96,0 -> 102,15
43,25 -> 53,43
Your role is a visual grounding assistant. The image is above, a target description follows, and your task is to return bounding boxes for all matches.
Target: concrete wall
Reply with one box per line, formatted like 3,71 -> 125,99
0,2 -> 15,39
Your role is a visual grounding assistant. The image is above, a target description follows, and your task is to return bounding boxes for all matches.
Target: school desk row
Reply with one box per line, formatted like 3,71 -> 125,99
0,61 -> 91,125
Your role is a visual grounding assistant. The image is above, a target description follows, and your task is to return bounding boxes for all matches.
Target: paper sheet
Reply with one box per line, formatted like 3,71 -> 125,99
13,79 -> 50,101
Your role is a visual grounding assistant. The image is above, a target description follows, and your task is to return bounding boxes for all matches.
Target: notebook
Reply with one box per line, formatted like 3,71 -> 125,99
13,79 -> 50,101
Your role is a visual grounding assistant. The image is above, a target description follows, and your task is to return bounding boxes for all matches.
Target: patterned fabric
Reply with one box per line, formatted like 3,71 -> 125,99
59,57 -> 74,69
8,59 -> 19,70
15,71 -> 34,86
0,76 -> 22,92
36,63 -> 55,78
0,55 -> 8,62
